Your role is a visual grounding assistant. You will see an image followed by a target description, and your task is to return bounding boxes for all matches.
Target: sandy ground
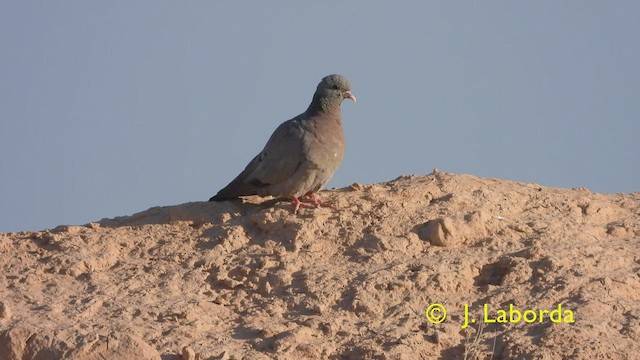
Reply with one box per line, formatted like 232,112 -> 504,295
1,171 -> 639,359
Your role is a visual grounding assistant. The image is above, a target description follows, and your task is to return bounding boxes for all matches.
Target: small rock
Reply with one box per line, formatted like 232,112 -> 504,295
181,345 -> 196,360
419,217 -> 461,247
0,301 -> 11,321
260,281 -> 273,296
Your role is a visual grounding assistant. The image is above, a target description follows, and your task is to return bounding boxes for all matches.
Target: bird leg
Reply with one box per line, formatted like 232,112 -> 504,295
291,196 -> 302,214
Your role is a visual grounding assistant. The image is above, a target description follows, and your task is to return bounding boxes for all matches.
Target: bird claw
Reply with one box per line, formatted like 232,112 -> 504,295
290,196 -> 308,214
291,193 -> 325,214
304,192 -> 324,207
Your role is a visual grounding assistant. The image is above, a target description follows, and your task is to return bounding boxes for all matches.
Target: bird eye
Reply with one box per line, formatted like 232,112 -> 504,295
332,85 -> 339,90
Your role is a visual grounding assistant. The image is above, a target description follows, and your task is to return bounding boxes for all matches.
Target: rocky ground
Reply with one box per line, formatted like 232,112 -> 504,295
1,171 -> 639,359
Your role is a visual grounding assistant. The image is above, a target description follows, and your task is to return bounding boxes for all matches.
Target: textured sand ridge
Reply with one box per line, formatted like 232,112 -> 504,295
1,172 -> 639,359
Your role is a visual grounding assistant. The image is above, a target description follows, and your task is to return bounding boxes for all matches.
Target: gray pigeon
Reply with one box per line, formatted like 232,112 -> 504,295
209,74 -> 356,213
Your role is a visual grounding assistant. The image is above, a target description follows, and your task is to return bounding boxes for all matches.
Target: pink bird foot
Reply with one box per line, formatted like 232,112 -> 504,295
304,192 -> 324,207
290,196 -> 316,214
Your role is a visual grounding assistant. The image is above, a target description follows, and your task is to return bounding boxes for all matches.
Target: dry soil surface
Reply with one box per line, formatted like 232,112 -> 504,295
1,172 -> 639,359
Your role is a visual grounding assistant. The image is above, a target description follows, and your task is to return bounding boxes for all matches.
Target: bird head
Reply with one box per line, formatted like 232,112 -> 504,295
312,74 -> 356,110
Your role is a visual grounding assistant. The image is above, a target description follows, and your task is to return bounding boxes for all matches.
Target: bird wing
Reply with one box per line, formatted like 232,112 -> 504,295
211,117 -> 307,200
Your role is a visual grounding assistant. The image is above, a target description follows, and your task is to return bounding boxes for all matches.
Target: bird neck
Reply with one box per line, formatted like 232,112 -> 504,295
306,94 -> 342,115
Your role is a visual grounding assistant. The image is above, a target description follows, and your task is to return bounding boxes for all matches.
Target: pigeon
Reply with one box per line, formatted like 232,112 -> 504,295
209,74 -> 356,213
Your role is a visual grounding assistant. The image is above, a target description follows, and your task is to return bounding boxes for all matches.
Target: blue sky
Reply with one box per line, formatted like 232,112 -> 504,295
1,2 -> 639,232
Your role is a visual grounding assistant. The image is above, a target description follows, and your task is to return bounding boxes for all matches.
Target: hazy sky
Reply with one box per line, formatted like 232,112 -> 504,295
1,2 -> 639,232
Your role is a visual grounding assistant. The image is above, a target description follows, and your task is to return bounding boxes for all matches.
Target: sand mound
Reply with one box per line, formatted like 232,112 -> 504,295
1,172 -> 639,359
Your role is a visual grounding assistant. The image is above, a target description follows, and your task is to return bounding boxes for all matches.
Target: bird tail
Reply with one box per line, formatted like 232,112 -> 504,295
209,178 -> 260,202
209,154 -> 266,202
209,193 -> 233,202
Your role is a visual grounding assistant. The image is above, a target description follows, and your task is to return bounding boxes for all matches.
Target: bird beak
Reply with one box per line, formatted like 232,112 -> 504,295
344,91 -> 357,102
